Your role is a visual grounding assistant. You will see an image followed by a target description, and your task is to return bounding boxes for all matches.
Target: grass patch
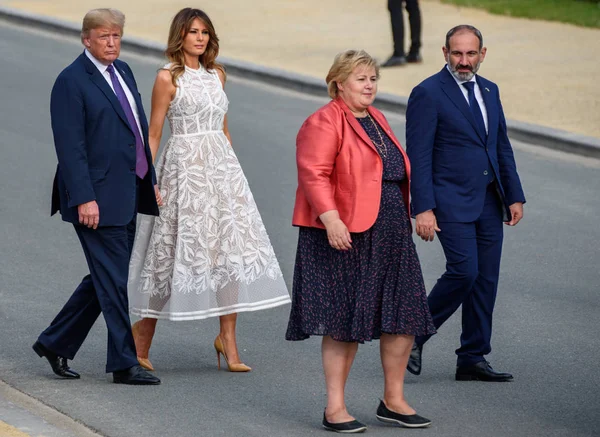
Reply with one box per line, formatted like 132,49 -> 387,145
440,0 -> 600,28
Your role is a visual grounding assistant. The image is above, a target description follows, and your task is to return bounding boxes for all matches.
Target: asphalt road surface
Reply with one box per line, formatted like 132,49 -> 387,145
0,21 -> 599,437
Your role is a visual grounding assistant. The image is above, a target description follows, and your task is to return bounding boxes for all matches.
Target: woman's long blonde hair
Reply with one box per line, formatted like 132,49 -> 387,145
165,8 -> 225,86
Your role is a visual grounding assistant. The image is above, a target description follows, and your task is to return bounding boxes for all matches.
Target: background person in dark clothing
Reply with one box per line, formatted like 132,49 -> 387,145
382,0 -> 422,67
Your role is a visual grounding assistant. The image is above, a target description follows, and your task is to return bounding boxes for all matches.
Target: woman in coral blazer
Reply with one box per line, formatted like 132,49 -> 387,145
286,50 -> 436,433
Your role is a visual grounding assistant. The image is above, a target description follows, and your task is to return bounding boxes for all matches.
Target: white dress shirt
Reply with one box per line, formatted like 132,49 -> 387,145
85,49 -> 144,138
447,65 -> 488,133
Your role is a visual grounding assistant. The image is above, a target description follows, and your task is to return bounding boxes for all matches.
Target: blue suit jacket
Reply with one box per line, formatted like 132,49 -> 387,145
406,66 -> 525,223
50,52 -> 159,226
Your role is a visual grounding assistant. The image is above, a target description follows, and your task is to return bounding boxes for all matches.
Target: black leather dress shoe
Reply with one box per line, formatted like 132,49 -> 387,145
113,365 -> 161,385
381,55 -> 407,67
376,400 -> 432,428
322,413 -> 367,433
456,361 -> 513,382
406,53 -> 423,63
32,341 -> 80,379
406,343 -> 422,376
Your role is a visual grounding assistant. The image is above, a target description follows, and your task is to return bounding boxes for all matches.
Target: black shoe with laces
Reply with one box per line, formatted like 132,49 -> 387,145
456,361 -> 513,382
113,365 -> 161,385
32,341 -> 80,379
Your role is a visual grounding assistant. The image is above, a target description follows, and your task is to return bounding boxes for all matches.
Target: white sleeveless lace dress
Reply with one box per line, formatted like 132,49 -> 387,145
128,64 -> 290,320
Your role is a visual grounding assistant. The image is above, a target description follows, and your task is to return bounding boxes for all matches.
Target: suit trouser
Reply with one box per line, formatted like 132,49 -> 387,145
388,0 -> 421,56
416,185 -> 504,367
38,211 -> 139,373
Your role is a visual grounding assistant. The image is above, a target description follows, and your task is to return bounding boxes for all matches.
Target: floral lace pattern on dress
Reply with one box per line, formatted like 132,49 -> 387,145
128,64 -> 290,320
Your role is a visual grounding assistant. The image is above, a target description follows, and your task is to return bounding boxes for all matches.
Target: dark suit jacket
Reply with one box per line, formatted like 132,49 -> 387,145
406,66 -> 525,223
50,52 -> 159,226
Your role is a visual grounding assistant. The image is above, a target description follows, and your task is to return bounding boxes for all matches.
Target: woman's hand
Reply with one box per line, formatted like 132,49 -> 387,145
320,210 -> 352,251
154,184 -> 163,206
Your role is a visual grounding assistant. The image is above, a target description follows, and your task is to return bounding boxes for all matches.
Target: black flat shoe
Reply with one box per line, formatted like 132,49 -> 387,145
381,55 -> 407,67
322,413 -> 367,433
407,343 -> 422,376
113,365 -> 161,385
32,341 -> 80,379
376,400 -> 431,428
456,361 -> 513,382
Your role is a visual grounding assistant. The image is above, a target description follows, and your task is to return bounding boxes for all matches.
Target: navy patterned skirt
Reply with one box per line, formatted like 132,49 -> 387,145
285,116 -> 436,343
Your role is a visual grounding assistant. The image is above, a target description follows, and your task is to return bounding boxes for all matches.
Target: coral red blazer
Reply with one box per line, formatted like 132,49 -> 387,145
292,97 -> 411,233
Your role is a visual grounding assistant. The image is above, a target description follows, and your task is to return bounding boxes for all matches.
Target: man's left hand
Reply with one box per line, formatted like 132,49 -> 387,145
154,184 -> 163,206
505,202 -> 524,226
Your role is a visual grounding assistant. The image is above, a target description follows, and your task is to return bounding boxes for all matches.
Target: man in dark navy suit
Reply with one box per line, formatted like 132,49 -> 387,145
33,8 -> 161,385
405,25 -> 525,381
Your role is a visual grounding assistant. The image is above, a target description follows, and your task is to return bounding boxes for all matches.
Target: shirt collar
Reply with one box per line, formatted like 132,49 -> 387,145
85,49 -> 112,74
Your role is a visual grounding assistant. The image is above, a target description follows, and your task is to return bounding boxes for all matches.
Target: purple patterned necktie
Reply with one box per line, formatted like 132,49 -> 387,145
106,64 -> 148,179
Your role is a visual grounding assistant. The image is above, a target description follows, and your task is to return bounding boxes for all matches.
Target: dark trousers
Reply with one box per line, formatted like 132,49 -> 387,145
388,0 -> 421,56
38,186 -> 140,373
416,185 -> 504,367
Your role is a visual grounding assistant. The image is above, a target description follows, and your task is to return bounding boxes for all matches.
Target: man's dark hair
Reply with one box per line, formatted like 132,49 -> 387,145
445,25 -> 483,51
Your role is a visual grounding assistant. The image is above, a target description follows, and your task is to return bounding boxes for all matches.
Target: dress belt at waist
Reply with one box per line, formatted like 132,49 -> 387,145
171,130 -> 223,138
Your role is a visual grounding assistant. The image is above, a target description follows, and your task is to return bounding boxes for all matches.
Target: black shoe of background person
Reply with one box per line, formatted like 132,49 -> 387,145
406,53 -> 423,63
455,361 -> 513,382
381,55 -> 407,67
376,400 -> 432,428
32,341 -> 80,379
322,412 -> 367,433
406,343 -> 422,376
113,365 -> 161,385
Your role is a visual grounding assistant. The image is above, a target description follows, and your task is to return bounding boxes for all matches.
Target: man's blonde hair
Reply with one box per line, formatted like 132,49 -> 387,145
326,50 -> 380,99
81,8 -> 125,42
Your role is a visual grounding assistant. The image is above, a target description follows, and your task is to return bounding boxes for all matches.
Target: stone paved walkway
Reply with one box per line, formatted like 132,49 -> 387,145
3,0 -> 599,137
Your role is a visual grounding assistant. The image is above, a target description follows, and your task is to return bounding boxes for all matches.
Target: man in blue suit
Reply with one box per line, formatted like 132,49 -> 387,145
32,8 -> 161,385
405,25 -> 525,382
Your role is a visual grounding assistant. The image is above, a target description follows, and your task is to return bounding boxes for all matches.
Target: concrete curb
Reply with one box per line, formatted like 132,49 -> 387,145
2,5 -> 599,158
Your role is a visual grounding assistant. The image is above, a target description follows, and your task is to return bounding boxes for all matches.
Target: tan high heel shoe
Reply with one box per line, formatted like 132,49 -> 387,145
214,335 -> 251,372
132,320 -> 155,371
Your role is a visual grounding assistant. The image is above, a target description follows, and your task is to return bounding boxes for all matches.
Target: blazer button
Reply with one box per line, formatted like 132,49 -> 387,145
483,170 -> 489,176
130,167 -> 135,172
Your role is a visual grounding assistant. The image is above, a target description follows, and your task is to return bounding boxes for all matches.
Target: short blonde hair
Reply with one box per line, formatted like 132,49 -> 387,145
326,50 -> 380,99
81,8 -> 125,42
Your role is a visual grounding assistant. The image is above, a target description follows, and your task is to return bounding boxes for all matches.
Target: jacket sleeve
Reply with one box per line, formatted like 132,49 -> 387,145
405,85 -> 437,215
496,90 -> 526,205
296,110 -> 340,218
50,75 -> 95,207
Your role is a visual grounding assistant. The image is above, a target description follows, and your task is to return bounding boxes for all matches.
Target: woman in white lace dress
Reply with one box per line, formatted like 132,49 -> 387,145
128,8 -> 290,372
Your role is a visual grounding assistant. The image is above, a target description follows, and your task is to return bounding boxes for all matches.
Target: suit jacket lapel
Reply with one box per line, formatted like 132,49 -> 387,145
477,76 -> 497,146
80,53 -> 132,133
439,67 -> 486,144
